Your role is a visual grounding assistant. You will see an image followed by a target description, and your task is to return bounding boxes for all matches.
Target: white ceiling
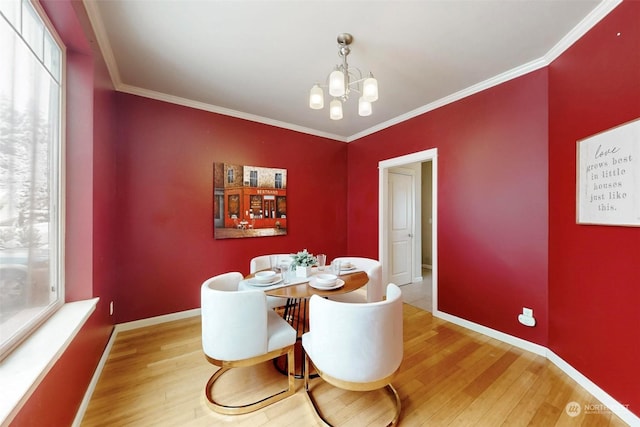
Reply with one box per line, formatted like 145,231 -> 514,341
83,0 -> 618,142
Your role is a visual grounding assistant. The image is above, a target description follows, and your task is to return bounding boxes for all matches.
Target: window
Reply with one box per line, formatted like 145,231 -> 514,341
0,0 -> 63,360
249,170 -> 258,187
275,173 -> 282,189
227,168 -> 234,184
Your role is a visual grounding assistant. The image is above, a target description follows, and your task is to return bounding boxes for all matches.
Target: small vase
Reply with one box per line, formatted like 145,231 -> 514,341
295,265 -> 312,278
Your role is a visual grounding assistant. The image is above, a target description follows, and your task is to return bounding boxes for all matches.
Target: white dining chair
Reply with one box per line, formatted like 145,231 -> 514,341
302,283 -> 404,426
250,254 -> 292,309
201,272 -> 296,415
329,257 -> 383,303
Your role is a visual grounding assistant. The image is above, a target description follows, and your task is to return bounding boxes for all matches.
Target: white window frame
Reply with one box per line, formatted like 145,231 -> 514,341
0,3 -> 98,425
0,0 -> 65,360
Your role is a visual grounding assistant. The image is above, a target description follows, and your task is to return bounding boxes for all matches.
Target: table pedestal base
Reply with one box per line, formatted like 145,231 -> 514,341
273,298 -> 318,379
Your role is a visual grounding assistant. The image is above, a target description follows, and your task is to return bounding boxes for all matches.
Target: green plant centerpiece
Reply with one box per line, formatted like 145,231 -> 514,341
291,249 -> 317,278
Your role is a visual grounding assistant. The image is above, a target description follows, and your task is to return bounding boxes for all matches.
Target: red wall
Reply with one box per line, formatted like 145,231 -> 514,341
12,0 -> 639,424
348,70 -> 550,346
112,95 -> 348,323
548,1 -> 640,416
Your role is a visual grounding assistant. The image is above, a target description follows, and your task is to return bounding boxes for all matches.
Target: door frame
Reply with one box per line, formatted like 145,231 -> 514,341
379,148 -> 438,312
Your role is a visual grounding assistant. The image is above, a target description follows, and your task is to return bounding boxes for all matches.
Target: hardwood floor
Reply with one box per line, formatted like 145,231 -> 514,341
80,305 -> 628,426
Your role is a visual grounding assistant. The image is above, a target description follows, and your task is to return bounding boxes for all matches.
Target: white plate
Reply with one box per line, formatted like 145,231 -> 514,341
309,278 -> 345,290
249,276 -> 283,287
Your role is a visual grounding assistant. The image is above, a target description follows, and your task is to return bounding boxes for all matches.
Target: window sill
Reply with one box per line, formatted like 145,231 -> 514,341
0,298 -> 98,425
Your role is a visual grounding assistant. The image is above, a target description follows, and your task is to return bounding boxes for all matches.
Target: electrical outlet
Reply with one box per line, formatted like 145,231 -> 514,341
518,306 -> 535,327
110,301 -> 114,316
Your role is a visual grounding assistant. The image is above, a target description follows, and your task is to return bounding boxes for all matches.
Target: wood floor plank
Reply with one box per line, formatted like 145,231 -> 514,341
80,306 -> 630,426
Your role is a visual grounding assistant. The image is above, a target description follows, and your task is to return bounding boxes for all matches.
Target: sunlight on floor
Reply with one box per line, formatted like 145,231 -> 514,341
399,268 -> 432,312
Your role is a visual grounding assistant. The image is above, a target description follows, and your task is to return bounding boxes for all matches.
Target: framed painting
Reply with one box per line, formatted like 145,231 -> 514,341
213,162 -> 288,239
576,118 -> 640,226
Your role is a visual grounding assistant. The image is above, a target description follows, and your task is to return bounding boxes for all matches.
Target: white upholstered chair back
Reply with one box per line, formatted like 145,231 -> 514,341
249,254 -> 292,273
201,272 -> 271,361
249,254 -> 292,309
200,272 -> 297,415
303,283 -> 403,384
333,256 -> 383,303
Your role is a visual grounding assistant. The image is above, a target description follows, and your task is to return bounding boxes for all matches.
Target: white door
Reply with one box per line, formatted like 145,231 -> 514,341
389,169 -> 414,285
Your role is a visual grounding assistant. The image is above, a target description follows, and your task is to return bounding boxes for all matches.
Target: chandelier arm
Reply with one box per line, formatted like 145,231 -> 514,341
348,76 -> 367,86
308,32 -> 377,119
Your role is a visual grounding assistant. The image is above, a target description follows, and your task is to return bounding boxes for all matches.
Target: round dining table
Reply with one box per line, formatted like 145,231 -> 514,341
244,269 -> 369,337
263,270 -> 369,299
244,269 -> 369,378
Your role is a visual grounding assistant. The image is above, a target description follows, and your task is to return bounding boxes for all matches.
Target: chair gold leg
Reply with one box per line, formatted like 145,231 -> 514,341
287,346 -> 295,399
205,345 -> 296,415
385,383 -> 402,427
303,360 -> 402,427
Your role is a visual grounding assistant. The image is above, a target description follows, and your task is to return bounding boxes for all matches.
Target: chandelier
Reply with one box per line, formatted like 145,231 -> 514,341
308,33 -> 379,120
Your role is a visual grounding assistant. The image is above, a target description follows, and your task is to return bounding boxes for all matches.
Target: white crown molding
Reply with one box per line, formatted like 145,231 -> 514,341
82,0 -> 122,88
83,0 -> 623,143
117,84 -> 348,142
350,0 -> 622,143
544,0 -> 622,63
347,56 -> 549,142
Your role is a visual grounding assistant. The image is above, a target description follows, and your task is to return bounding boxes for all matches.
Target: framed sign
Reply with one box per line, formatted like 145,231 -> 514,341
577,118 -> 640,226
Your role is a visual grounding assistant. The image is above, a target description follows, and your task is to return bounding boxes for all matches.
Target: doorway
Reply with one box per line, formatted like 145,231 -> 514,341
379,149 -> 437,313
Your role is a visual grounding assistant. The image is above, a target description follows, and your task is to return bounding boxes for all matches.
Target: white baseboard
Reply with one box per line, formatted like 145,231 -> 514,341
433,309 -> 638,426
546,351 -> 638,426
115,308 -> 201,332
433,309 -> 547,356
74,307 -> 638,426
72,325 -> 118,427
72,309 -> 202,426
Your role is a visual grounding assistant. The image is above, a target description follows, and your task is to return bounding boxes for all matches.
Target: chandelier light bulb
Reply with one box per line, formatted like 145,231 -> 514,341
363,77 -> 378,102
329,70 -> 345,97
358,97 -> 372,116
308,33 -> 378,120
309,85 -> 324,109
329,99 -> 343,120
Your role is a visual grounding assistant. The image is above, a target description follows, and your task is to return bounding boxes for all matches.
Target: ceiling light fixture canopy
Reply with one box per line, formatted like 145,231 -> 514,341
309,33 -> 379,120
